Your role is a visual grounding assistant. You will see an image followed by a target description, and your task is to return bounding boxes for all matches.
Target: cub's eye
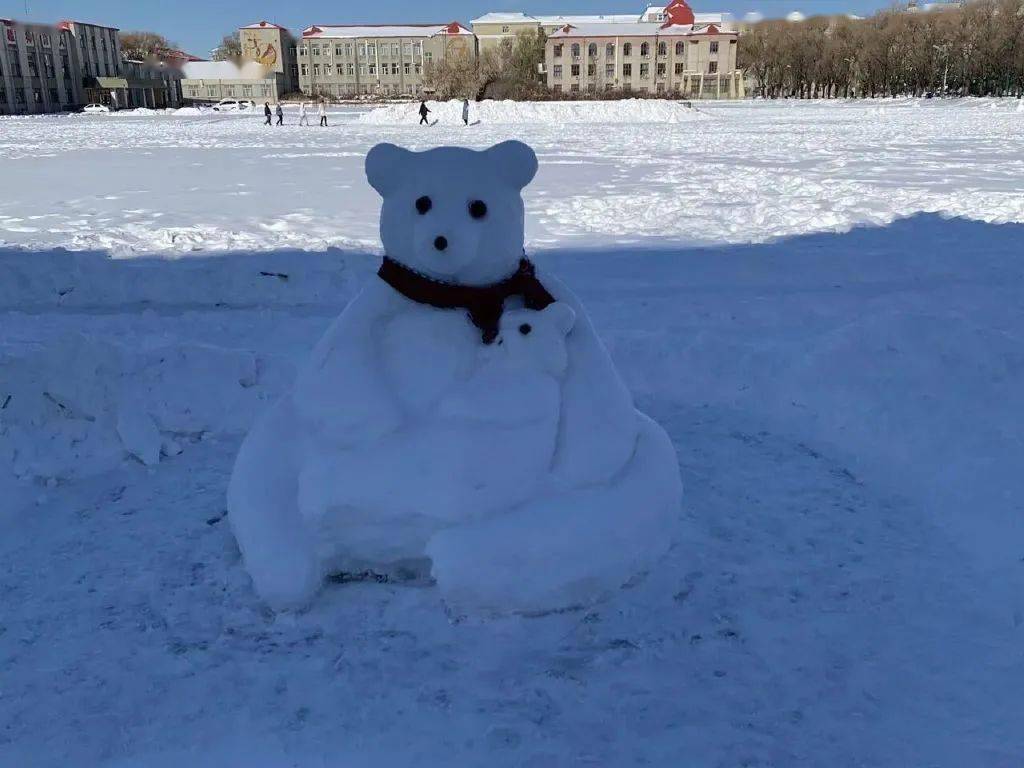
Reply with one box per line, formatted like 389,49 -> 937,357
518,323 -> 532,336
468,200 -> 487,219
415,196 -> 432,215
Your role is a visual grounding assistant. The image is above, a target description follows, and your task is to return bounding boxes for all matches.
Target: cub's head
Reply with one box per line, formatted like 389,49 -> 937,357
495,303 -> 576,376
365,141 -> 538,286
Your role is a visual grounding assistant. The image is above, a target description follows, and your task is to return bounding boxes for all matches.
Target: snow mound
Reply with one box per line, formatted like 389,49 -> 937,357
172,106 -> 206,116
358,99 -> 709,125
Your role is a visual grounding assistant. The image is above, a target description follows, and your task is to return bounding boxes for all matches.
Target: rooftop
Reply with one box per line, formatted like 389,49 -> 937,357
549,20 -> 735,36
302,22 -> 473,39
241,20 -> 288,30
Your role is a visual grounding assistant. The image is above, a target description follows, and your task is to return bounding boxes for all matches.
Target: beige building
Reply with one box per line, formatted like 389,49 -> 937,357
239,20 -> 299,94
297,22 -> 476,98
472,3 -> 732,50
181,60 -> 283,103
544,0 -> 743,98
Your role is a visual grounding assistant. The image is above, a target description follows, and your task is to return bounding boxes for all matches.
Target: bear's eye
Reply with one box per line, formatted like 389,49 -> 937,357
518,323 -> 532,336
468,200 -> 487,219
415,196 -> 432,215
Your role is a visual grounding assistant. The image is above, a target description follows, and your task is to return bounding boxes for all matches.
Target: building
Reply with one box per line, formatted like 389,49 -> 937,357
239,20 -> 299,94
0,19 -> 79,114
181,59 -> 283,103
543,0 -> 744,98
0,17 -> 183,114
297,22 -> 476,99
472,3 -> 731,51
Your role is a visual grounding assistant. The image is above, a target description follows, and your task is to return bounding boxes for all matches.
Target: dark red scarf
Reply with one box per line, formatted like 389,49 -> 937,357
377,256 -> 555,344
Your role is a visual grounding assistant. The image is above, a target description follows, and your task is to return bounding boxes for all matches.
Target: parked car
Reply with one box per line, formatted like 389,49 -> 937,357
82,103 -> 110,114
212,99 -> 255,113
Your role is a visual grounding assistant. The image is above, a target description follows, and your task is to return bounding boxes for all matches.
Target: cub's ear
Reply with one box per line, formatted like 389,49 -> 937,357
544,302 -> 576,336
365,143 -> 412,197
485,140 -> 538,190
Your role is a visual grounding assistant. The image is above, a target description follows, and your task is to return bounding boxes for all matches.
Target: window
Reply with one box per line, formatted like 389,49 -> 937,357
570,64 -> 579,76
367,43 -> 376,56
335,45 -> 343,56
553,84 -> 561,93
347,63 -> 355,75
391,62 -> 399,75
299,46 -> 308,56
413,42 -> 421,56
657,63 -> 666,76
605,83 -> 613,91
502,25 -> 510,33
553,64 -> 562,78
571,43 -> 580,58
658,41 -> 667,56
675,41 -> 685,55
674,62 -> 684,75
588,43 -> 597,57
570,83 -> 579,92
587,63 -> 595,76
622,63 -> 632,76
358,44 -> 366,57
301,64 -> 308,76
311,45 -> 320,56
424,51 -> 432,62
368,63 -> 376,75
708,61 -> 718,73
313,63 -> 320,76
207,86 -> 217,97
656,82 -> 665,92
640,62 -> 649,78
710,41 -> 719,54
414,63 -> 421,74
403,43 -> 412,56
640,42 -> 649,57
242,85 -> 253,97
28,55 -> 38,77
358,63 -> 367,75
323,63 -> 332,76
49,87 -> 58,103
605,63 -> 614,77
15,89 -> 26,104
32,88 -> 42,103
606,43 -> 614,57
404,62 -> 411,75
623,42 -> 632,56
553,44 -> 563,58
346,44 -> 353,56
392,44 -> 399,56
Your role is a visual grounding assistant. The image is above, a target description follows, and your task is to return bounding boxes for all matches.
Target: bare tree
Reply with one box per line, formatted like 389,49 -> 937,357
120,31 -> 176,60
212,32 -> 241,63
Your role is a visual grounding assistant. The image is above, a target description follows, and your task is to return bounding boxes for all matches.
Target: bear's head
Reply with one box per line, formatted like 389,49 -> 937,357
365,141 -> 538,286
494,302 -> 576,377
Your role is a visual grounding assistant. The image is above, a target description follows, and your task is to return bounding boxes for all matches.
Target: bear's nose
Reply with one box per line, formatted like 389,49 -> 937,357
434,236 -> 448,251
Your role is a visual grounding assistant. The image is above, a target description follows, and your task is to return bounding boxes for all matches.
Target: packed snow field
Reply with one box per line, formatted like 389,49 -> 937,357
2,101 -> 1023,766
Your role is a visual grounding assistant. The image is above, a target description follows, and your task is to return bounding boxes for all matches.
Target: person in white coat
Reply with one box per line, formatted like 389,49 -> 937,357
298,101 -> 310,127
318,99 -> 328,127
462,98 -> 470,125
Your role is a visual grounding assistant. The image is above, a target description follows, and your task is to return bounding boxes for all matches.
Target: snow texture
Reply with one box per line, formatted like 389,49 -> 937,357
227,141 -> 682,612
357,98 -> 711,124
2,101 -> 1023,767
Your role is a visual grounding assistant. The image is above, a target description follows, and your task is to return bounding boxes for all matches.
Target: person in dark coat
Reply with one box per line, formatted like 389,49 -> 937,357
264,102 -> 272,126
418,100 -> 430,125
276,103 -> 284,126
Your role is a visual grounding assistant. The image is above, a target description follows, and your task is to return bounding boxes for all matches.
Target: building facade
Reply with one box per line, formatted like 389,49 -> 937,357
544,0 -> 743,98
181,60 -> 283,103
297,23 -> 475,98
0,17 -> 182,114
239,20 -> 299,94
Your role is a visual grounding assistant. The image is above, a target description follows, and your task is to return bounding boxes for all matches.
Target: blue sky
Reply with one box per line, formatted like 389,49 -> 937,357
3,0 -> 889,57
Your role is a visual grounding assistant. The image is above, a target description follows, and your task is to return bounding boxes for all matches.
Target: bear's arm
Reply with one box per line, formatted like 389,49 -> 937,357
292,280 -> 405,445
535,270 -> 640,486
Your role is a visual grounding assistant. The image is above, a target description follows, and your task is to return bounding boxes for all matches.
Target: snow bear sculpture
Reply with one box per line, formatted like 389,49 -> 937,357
227,141 -> 682,613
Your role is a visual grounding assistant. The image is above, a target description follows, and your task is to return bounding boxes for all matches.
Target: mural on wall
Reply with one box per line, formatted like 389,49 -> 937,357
242,33 -> 278,70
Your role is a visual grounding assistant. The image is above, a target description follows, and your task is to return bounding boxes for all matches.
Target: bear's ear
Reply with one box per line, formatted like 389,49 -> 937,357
544,302 -> 576,336
365,143 -> 412,197
485,140 -> 538,190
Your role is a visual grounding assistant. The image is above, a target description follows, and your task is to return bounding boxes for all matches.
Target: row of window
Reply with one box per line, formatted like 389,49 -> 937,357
553,80 -> 713,94
184,84 -> 274,98
553,60 -> 720,78
554,40 -> 721,58
301,60 -> 426,78
301,41 -> 425,59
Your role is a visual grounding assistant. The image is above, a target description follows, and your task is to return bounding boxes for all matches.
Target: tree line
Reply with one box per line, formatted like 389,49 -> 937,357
739,0 -> 1024,98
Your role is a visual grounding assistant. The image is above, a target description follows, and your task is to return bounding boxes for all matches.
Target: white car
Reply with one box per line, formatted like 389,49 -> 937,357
212,99 -> 255,113
82,103 -> 110,114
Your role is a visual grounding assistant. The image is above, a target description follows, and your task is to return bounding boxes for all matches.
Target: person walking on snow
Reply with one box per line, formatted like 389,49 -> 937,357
275,103 -> 284,126
298,101 -> 310,127
418,100 -> 430,125
462,98 -> 470,126
318,99 -> 328,127
264,102 -> 272,126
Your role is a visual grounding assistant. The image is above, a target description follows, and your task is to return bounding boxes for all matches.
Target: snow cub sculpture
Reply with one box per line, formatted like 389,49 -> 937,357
228,140 -> 682,613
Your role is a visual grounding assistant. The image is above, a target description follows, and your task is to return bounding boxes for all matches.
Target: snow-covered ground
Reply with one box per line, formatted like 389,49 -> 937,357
2,100 -> 1023,766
